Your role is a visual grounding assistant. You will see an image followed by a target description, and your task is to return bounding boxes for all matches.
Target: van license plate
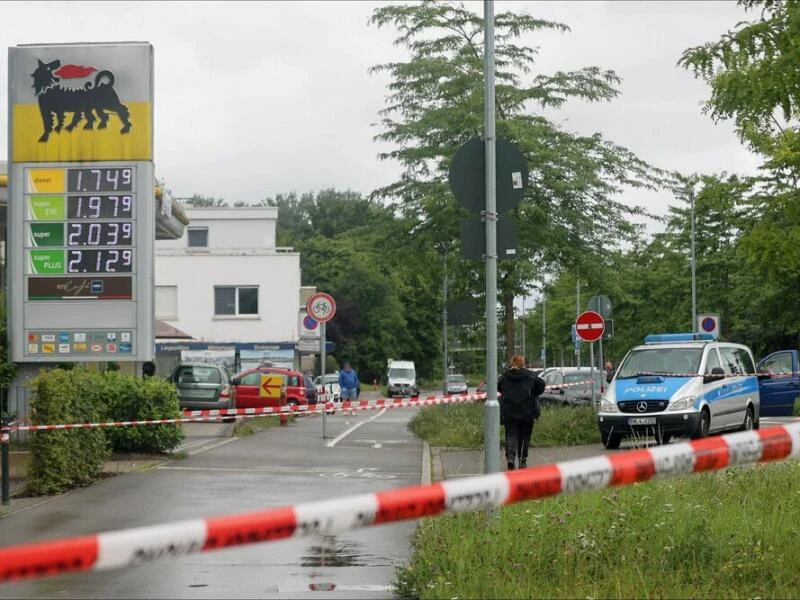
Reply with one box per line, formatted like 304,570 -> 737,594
628,417 -> 656,426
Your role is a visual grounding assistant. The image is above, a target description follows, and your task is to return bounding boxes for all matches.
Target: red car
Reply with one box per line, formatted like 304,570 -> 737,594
232,366 -> 308,409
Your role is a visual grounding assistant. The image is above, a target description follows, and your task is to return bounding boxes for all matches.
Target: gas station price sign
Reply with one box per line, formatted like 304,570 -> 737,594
8,41 -> 155,363
25,166 -> 137,276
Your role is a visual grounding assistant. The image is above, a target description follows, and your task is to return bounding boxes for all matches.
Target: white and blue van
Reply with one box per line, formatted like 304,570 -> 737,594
597,333 -> 760,448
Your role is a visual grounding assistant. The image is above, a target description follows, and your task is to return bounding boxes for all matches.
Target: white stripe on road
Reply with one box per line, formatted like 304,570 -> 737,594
326,408 -> 387,448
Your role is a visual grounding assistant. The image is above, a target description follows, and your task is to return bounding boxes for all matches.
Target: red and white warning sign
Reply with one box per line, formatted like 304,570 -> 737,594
575,310 -> 605,342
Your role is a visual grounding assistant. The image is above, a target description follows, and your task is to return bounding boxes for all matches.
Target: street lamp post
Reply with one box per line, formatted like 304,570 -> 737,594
690,188 -> 697,333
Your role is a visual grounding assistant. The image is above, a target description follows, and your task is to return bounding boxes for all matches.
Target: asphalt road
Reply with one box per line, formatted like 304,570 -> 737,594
0,404 -> 424,599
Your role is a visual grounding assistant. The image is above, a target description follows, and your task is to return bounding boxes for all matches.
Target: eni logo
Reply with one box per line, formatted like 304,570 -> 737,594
31,59 -> 132,143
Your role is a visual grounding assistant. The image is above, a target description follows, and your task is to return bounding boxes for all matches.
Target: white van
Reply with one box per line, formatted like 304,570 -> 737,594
387,359 -> 419,397
597,333 -> 760,448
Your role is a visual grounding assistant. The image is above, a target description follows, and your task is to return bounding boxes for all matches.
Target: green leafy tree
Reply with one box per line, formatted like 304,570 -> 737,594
182,194 -> 227,208
369,1 -> 665,364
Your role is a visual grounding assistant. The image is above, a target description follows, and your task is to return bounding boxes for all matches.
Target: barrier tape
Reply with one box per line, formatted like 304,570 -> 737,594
1,422 -> 798,582
4,393 -> 486,433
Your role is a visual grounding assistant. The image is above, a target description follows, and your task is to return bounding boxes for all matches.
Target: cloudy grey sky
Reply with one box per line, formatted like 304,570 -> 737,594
1,0 -> 759,231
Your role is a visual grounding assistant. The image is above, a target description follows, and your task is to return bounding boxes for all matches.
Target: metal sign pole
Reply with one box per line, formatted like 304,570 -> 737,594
483,0 -> 501,475
321,321 -> 328,440
589,342 -> 596,406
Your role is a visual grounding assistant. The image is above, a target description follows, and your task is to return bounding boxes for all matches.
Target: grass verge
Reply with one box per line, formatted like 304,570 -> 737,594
395,461 -> 800,599
408,402 -> 599,448
234,415 -> 297,437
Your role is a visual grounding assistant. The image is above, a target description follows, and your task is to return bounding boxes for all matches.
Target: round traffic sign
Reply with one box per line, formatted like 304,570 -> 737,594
701,317 -> 716,332
575,310 -> 605,342
306,292 -> 336,323
303,315 -> 319,331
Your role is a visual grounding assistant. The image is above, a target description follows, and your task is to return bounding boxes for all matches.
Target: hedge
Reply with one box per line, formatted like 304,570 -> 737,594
25,367 -> 185,496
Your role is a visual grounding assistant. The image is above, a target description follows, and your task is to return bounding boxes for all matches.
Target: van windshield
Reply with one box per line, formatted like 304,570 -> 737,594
389,368 -> 415,379
617,348 -> 703,379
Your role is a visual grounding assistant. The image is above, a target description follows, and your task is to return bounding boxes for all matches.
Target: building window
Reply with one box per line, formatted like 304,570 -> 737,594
155,285 -> 178,319
214,286 -> 259,316
187,227 -> 208,248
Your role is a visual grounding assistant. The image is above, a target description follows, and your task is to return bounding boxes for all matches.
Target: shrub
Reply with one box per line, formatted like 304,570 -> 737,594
25,367 -> 185,495
103,373 -> 184,454
26,368 -> 110,496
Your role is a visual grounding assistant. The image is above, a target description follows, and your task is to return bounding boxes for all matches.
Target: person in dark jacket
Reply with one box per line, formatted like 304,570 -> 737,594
498,354 -> 545,470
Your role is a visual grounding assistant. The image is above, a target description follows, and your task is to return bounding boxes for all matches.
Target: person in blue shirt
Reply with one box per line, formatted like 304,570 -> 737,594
338,362 -> 360,416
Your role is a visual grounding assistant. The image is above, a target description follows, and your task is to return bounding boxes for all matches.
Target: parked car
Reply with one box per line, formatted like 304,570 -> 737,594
314,373 -> 341,401
539,367 -> 607,407
303,375 -> 318,406
231,368 -> 287,409
169,362 -> 236,412
249,366 -> 309,408
598,332 -> 763,448
443,374 -> 468,396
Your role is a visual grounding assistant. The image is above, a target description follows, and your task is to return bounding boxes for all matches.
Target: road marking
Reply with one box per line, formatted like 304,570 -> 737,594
326,408 -> 387,448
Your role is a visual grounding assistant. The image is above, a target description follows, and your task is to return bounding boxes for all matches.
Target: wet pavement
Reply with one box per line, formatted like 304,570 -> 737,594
0,403 -> 424,599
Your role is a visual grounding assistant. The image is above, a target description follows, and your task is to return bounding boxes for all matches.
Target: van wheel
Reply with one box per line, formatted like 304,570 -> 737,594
693,408 -> 710,439
740,406 -> 755,432
601,431 -> 621,449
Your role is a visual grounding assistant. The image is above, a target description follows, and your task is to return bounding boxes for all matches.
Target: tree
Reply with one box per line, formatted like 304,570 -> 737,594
182,194 -> 227,208
273,188 -> 441,381
369,1 -> 666,365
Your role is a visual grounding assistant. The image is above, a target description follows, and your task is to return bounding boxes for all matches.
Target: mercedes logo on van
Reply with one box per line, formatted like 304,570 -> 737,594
636,401 -> 648,413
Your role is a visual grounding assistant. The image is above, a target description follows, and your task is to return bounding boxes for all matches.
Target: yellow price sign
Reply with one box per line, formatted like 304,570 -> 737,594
259,374 -> 284,399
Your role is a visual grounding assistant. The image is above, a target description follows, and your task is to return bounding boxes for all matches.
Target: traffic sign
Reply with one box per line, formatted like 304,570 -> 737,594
697,313 -> 719,339
575,311 -> 605,342
587,295 -> 612,319
259,374 -> 283,399
306,292 -> 336,323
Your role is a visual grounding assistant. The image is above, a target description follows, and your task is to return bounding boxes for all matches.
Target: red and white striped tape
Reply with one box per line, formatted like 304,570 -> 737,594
4,393 -> 487,433
1,422 -> 799,582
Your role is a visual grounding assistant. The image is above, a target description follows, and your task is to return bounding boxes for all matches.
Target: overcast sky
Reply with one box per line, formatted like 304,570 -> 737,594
1,0 -> 760,232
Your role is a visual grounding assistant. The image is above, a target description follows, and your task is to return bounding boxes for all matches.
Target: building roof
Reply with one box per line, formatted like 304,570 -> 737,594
155,319 -> 194,339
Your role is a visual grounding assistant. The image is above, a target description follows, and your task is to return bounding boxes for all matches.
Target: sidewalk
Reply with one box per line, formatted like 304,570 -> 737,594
430,442 -> 609,481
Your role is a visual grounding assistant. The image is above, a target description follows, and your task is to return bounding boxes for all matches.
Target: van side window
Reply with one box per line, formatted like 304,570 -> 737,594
705,349 -> 722,374
733,349 -> 756,375
719,347 -> 744,376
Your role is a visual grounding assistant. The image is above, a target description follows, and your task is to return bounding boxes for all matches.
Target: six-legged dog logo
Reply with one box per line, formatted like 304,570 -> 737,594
31,59 -> 132,143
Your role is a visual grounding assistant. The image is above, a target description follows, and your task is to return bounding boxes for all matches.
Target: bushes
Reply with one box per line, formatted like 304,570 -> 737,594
26,369 -> 110,496
25,367 -> 185,495
102,372 -> 184,454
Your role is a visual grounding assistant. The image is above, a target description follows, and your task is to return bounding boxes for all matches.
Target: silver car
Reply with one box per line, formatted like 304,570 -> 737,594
170,362 -> 236,411
539,367 -> 607,406
443,374 -> 469,396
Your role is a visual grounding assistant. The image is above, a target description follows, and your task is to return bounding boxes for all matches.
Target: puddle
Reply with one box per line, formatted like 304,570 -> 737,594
301,535 -> 390,567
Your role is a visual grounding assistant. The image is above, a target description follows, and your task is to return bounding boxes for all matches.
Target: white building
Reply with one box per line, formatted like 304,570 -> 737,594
155,206 -> 301,346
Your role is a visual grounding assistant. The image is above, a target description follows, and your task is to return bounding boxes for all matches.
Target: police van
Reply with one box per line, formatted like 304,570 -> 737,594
597,333 -> 760,449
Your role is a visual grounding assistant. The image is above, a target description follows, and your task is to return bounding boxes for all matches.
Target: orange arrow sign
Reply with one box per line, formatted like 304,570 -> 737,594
259,374 -> 283,399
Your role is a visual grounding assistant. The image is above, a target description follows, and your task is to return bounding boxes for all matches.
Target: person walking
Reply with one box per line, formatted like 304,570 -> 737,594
498,354 -> 545,470
338,362 -> 360,416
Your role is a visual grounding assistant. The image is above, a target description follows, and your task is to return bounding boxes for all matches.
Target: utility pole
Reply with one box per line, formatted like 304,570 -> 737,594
575,277 -> 581,368
542,293 -> 547,370
442,255 -> 448,381
521,296 -> 526,362
690,187 -> 697,333
483,0 -> 500,475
